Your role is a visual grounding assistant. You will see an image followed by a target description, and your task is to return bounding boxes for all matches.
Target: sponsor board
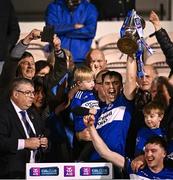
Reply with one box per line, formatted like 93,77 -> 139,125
26,162 -> 112,179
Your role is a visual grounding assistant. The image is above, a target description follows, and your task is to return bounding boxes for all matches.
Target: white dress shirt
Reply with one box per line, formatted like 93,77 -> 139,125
11,99 -> 37,163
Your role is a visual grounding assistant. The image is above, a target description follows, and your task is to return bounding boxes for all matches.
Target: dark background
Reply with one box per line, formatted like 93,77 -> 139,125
12,0 -> 171,21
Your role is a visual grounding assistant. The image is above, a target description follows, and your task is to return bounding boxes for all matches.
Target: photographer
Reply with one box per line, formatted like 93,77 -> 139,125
0,28 -> 68,102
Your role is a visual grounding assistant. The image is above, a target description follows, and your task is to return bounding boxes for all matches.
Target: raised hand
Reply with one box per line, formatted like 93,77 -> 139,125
83,114 -> 95,127
53,35 -> 61,51
149,11 -> 161,31
22,29 -> 42,45
131,154 -> 146,172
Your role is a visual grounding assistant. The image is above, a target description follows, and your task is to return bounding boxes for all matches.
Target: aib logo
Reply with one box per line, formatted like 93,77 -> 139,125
64,166 -> 75,177
30,168 -> 40,176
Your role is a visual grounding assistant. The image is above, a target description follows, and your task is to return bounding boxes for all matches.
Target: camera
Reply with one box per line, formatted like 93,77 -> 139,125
41,25 -> 54,43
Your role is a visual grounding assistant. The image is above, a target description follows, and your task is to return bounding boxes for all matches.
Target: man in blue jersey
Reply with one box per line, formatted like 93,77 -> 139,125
89,56 -> 137,162
84,116 -> 173,179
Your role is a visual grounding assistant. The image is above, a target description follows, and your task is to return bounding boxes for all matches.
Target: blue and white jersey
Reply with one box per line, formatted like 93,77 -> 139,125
90,94 -> 134,161
70,90 -> 99,132
135,127 -> 166,155
126,159 -> 173,179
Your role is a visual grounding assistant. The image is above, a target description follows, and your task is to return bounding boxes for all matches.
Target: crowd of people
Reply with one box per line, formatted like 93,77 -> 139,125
0,0 -> 173,179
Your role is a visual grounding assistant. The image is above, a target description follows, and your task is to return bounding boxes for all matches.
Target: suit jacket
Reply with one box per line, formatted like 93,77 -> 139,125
0,99 -> 42,178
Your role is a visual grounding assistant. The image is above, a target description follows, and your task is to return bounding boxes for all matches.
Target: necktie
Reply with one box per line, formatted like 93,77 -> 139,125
20,111 -> 35,137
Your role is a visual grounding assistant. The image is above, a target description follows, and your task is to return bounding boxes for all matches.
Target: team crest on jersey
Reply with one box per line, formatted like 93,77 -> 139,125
96,106 -> 126,129
81,100 -> 100,109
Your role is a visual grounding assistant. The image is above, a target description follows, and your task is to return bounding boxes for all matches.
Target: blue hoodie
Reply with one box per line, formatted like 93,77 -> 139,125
45,0 -> 98,63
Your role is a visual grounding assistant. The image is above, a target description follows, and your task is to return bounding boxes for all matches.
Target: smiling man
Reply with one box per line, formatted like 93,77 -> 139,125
17,52 -> 35,79
83,116 -> 173,179
128,137 -> 173,179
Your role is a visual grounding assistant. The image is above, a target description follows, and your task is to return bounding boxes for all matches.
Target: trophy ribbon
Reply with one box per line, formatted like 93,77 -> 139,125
136,40 -> 145,78
134,13 -> 153,55
120,10 -> 133,38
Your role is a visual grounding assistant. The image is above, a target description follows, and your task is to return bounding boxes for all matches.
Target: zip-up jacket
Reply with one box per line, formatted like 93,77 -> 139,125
45,0 -> 98,63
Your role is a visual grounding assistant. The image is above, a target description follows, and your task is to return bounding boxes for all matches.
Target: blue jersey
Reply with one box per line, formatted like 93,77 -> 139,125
135,127 -> 166,155
70,90 -> 99,132
167,140 -> 173,155
126,159 -> 173,179
90,94 -> 134,160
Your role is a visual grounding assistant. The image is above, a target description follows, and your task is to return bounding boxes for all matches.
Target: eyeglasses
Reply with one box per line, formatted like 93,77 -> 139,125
20,61 -> 35,66
94,80 -> 102,85
16,90 -> 35,97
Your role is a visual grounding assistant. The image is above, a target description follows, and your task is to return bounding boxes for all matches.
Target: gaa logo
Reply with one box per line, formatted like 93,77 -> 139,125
30,168 -> 40,176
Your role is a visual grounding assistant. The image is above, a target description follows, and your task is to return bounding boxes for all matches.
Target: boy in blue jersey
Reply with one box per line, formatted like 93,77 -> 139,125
84,115 -> 173,179
70,65 -> 99,160
135,101 -> 166,156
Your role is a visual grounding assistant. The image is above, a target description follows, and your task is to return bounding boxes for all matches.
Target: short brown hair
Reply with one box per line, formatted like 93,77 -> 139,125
9,77 -> 34,96
74,66 -> 94,82
143,101 -> 165,117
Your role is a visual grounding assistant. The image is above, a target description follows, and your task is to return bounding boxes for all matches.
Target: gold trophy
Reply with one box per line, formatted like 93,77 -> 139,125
117,10 -> 145,55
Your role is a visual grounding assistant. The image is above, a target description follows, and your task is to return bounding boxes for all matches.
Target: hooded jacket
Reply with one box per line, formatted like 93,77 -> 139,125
45,0 -> 98,63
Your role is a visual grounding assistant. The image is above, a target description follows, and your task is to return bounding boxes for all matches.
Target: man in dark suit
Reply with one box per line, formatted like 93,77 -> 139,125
0,78 -> 48,178
90,0 -> 135,20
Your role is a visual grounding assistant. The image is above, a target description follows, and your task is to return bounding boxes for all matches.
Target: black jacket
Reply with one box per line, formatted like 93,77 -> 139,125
155,28 -> 173,76
0,0 -> 20,61
0,100 -> 42,178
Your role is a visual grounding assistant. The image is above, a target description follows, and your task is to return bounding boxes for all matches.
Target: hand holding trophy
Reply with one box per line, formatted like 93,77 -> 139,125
117,9 -> 153,78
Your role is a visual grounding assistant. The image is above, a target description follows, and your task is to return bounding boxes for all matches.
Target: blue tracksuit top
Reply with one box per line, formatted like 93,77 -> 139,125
45,0 -> 98,63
